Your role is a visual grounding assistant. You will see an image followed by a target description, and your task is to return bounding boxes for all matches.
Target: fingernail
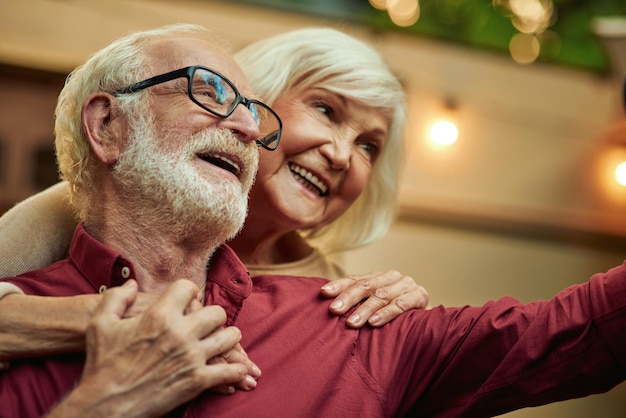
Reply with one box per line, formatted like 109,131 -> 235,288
321,283 -> 334,292
251,364 -> 262,377
227,385 -> 235,394
348,313 -> 360,324
369,314 -> 381,325
245,376 -> 258,389
330,300 -> 343,309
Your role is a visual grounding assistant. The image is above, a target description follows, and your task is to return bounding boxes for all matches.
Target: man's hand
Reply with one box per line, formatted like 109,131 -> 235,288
184,294 -> 261,393
320,270 -> 429,328
48,279 -> 256,418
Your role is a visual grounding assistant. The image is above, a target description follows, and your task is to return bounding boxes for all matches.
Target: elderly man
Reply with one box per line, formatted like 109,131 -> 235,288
1,23 -> 626,418
0,23 -> 274,416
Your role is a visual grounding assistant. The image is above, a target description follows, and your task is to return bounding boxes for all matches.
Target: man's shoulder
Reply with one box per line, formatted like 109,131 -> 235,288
251,273 -> 328,289
1,258 -> 88,296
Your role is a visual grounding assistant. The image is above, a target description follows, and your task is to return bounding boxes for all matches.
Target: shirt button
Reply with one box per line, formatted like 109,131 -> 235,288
98,285 -> 107,294
121,266 -> 131,279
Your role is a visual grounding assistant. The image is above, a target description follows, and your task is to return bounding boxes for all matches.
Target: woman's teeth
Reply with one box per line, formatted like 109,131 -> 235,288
289,163 -> 328,196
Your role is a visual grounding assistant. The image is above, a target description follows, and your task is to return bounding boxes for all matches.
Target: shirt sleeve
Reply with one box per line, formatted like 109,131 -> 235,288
0,182 -> 76,277
356,261 -> 626,417
0,282 -> 24,299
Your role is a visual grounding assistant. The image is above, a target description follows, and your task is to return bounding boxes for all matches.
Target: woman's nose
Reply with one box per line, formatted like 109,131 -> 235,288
320,138 -> 351,171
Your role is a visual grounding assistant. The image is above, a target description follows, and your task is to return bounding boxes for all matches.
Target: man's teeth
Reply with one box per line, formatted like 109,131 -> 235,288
199,153 -> 241,176
289,163 -> 328,196
215,155 -> 240,173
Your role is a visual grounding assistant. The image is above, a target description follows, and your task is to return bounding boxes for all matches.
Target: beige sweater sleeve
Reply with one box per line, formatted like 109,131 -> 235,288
0,182 -> 77,277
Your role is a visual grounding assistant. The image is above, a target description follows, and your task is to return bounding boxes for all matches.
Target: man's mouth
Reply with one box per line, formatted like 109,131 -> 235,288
288,163 -> 329,196
198,152 -> 241,178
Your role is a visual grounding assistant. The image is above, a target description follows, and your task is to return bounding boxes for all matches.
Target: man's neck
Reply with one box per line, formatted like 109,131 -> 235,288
84,215 -> 219,295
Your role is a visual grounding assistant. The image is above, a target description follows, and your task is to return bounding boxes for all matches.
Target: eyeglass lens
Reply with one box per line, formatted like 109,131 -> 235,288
191,68 -> 280,149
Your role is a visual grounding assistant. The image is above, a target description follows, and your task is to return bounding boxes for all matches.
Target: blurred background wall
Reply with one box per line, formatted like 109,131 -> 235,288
1,1 -> 625,416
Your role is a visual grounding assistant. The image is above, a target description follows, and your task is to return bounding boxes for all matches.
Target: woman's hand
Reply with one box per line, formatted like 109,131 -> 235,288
320,270 -> 429,328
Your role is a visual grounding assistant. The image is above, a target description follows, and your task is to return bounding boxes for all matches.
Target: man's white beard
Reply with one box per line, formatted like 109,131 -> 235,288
112,112 -> 258,245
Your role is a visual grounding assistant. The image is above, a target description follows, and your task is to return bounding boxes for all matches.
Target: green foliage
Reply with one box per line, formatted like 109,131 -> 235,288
226,0 -> 626,73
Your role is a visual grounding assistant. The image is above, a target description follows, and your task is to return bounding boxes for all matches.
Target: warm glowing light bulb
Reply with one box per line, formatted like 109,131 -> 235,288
430,120 -> 458,146
615,161 -> 626,186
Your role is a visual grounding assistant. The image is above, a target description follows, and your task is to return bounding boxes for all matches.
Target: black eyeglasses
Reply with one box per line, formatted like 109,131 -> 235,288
112,65 -> 282,151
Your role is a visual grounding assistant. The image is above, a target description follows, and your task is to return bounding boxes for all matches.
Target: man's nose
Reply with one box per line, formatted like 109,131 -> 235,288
218,103 -> 260,144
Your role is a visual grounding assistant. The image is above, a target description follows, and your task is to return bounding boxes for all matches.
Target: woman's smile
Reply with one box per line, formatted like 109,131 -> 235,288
288,162 -> 329,196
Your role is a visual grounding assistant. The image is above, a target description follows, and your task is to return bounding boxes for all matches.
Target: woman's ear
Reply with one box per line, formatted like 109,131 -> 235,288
82,93 -> 124,165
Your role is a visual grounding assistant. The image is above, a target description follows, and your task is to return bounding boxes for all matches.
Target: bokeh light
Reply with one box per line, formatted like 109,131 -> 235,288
369,0 -> 387,11
510,0 -> 553,34
509,32 -> 540,64
387,0 -> 420,27
430,120 -> 459,146
615,161 -> 626,186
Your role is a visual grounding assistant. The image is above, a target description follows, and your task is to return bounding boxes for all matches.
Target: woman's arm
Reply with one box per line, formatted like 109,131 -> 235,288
0,287 -> 167,363
0,182 -> 87,362
0,293 -> 99,362
0,182 -> 76,277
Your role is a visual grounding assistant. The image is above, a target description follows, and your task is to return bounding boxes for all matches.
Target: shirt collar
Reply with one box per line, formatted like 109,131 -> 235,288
206,244 -> 253,298
68,224 -> 252,297
69,224 -> 136,293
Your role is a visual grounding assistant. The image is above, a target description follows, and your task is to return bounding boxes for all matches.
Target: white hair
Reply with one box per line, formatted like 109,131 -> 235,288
55,23 -> 227,219
235,27 -> 406,253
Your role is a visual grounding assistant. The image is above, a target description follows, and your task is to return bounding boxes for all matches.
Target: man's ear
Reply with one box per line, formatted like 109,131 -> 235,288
82,93 -> 124,165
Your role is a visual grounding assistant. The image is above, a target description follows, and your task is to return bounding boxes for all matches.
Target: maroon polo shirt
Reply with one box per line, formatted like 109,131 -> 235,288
1,224 -> 626,417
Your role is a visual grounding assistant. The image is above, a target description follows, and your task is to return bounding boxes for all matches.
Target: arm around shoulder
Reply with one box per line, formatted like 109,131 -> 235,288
0,182 -> 76,277
0,293 -> 99,362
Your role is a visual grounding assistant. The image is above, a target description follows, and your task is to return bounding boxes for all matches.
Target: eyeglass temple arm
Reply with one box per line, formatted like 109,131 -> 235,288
113,68 -> 190,95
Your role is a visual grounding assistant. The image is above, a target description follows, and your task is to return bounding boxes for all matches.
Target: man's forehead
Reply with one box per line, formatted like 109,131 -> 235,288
145,37 -> 253,94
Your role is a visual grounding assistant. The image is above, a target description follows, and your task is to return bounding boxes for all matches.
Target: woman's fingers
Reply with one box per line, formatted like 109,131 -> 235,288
321,270 -> 429,328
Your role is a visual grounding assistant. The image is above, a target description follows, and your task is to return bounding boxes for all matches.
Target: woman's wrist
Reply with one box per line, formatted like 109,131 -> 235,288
0,293 -> 103,360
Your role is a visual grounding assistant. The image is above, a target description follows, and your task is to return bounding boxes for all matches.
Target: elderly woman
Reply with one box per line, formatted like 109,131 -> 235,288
0,27 -> 427,360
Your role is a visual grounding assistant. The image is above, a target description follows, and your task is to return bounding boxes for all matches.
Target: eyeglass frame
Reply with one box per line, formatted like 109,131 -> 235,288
111,65 -> 282,151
